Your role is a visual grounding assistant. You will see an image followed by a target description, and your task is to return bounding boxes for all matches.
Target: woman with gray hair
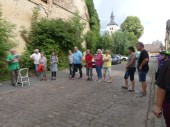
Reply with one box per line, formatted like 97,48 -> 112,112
94,49 -> 103,83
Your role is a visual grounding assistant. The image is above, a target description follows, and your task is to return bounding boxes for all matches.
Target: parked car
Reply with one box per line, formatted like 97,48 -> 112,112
111,54 -> 121,65
121,55 -> 128,61
150,54 -> 158,57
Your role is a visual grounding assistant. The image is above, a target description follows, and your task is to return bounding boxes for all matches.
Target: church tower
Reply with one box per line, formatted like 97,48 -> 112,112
107,11 -> 119,35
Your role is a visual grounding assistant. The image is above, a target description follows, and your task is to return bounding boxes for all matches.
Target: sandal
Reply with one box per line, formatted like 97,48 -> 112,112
128,90 -> 134,92
121,86 -> 128,89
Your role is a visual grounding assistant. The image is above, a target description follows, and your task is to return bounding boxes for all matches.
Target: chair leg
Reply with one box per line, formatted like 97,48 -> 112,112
28,77 -> 30,86
21,77 -> 23,87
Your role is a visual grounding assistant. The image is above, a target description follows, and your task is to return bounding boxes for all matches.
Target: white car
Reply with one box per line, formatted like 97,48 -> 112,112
121,56 -> 128,61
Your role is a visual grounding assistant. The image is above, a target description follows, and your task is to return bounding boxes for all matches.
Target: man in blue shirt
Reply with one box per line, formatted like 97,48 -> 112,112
71,47 -> 83,79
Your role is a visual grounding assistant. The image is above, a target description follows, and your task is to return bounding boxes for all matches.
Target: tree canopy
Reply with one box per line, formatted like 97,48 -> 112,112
20,8 -> 85,70
100,30 -> 138,55
85,0 -> 100,53
0,5 -> 16,80
121,16 -> 144,39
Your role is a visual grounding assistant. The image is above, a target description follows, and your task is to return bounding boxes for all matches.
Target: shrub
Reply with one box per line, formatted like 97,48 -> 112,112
20,8 -> 85,70
0,5 -> 17,81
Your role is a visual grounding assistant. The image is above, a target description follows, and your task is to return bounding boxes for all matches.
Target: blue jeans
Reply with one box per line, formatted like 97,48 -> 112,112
96,66 -> 102,79
35,64 -> 39,77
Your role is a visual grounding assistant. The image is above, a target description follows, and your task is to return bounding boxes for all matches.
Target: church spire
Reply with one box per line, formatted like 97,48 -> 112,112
107,11 -> 117,26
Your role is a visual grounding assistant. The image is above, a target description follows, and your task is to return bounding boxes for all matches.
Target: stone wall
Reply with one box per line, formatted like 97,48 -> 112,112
1,0 -> 90,53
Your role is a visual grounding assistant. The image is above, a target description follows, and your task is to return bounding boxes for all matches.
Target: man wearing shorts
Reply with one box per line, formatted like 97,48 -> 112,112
103,50 -> 112,83
136,42 -> 149,97
122,46 -> 136,92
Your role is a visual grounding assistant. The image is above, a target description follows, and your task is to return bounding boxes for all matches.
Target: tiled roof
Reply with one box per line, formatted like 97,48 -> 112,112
144,44 -> 161,53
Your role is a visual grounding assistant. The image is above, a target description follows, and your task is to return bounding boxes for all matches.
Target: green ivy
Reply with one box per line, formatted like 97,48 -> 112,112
85,0 -> 100,53
20,8 -> 85,70
0,5 -> 17,81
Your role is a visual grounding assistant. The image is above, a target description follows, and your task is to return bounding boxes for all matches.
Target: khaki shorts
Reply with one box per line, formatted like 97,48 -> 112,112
103,67 -> 112,76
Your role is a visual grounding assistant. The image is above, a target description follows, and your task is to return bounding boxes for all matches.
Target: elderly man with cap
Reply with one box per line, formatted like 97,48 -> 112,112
6,49 -> 20,86
30,49 -> 41,77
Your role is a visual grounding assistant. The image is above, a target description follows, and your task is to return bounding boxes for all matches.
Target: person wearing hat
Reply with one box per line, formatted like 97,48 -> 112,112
122,46 -> 136,92
153,50 -> 170,127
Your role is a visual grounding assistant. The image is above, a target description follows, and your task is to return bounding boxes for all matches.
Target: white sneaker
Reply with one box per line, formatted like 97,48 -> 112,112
107,80 -> 112,83
97,80 -> 101,83
95,79 -> 98,82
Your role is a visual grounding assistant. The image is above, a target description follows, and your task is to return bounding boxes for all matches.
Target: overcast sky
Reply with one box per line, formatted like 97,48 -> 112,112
93,0 -> 170,44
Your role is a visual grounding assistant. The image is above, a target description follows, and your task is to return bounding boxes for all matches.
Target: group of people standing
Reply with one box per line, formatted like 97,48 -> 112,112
68,47 -> 113,83
5,42 -> 170,127
30,49 -> 58,81
122,42 -> 149,97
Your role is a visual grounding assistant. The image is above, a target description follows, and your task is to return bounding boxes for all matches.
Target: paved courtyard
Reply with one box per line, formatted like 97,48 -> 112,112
0,59 -> 160,127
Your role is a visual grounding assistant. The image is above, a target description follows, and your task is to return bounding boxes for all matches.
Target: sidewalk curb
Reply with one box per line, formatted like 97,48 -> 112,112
146,61 -> 156,127
146,71 -> 155,127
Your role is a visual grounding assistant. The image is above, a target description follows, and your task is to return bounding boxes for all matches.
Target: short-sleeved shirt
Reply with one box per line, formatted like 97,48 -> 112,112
85,54 -> 93,68
6,54 -> 19,71
30,53 -> 41,65
103,54 -> 112,68
73,50 -> 82,64
138,50 -> 149,72
95,54 -> 103,66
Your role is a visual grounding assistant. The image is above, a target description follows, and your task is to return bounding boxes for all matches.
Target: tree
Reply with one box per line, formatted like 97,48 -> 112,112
99,31 -> 137,55
99,34 -> 113,51
0,5 -> 16,80
121,16 -> 144,39
112,31 -> 129,55
20,8 -> 85,70
85,0 -> 100,53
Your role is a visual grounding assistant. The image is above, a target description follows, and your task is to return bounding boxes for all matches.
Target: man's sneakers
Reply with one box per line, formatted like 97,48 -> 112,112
70,77 -> 75,80
11,83 -> 16,87
86,78 -> 92,81
107,80 -> 112,83
121,86 -> 128,89
138,92 -> 147,97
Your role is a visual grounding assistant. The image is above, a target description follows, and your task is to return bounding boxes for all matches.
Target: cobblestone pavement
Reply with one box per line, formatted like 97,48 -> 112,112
0,60 -> 156,127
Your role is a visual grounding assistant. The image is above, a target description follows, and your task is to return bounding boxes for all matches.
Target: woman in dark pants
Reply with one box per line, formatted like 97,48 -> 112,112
153,51 -> 170,127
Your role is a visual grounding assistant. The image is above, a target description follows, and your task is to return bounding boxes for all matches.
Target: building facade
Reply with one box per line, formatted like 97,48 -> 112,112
1,0 -> 90,53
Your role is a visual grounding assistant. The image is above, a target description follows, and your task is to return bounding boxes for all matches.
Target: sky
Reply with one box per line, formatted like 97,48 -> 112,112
93,0 -> 170,44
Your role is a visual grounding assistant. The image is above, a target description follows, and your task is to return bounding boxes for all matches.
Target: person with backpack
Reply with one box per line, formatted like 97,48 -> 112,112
153,50 -> 170,127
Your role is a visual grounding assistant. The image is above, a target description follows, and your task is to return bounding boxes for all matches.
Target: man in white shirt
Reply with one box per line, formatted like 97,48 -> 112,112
30,49 -> 41,77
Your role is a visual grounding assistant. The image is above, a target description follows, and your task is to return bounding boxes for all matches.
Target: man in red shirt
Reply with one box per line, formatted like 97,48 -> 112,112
85,49 -> 93,81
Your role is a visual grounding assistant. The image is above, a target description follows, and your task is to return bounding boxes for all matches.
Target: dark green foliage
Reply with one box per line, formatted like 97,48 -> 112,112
100,31 -> 138,55
121,16 -> 144,39
0,5 -> 16,81
21,8 -> 85,70
85,0 -> 100,53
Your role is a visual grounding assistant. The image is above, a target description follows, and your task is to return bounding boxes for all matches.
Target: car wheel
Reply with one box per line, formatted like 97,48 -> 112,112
122,58 -> 126,61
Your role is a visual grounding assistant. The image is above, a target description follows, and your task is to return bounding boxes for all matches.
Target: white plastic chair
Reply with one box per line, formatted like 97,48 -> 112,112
15,68 -> 30,87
